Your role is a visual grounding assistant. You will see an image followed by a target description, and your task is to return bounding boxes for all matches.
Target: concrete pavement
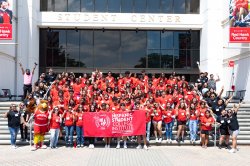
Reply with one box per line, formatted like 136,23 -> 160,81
0,145 -> 249,166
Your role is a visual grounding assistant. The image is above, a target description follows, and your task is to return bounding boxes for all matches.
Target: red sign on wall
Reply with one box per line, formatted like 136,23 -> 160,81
229,28 -> 250,43
228,60 -> 235,67
83,111 -> 146,137
0,24 -> 12,40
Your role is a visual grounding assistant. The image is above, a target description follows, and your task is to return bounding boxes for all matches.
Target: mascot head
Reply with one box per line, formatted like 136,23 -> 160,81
38,100 -> 48,112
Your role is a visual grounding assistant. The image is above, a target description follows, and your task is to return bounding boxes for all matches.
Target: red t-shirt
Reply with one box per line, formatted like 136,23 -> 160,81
75,112 -> 84,127
201,116 -> 215,131
177,109 -> 188,121
189,109 -> 199,121
152,109 -> 162,122
50,114 -> 61,129
64,112 -> 74,126
162,109 -> 175,123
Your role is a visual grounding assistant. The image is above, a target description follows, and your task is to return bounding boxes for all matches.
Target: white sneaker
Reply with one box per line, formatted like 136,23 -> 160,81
31,146 -> 38,151
158,137 -> 162,143
136,145 -> 142,149
155,138 -> 159,143
143,145 -> 148,150
11,145 -> 17,149
89,144 -> 94,149
123,145 -> 127,149
169,139 -> 172,143
41,145 -> 47,149
229,148 -> 236,153
116,144 -> 120,149
105,145 -> 108,148
107,145 -> 110,148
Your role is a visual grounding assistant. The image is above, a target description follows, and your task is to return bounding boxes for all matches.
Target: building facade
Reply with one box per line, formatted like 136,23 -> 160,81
0,0 -> 249,101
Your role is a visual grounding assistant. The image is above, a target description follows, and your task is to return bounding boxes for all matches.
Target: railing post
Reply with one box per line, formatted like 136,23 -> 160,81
214,122 -> 216,147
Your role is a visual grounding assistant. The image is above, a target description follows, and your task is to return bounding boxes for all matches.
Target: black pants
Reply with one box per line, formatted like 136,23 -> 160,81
20,123 -> 28,140
89,137 -> 95,144
23,85 -> 32,100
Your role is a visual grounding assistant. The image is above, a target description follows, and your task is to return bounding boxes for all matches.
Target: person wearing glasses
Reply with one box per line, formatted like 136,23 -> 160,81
227,103 -> 241,153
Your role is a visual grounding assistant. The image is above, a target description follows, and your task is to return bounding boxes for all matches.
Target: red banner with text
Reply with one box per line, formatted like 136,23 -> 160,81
229,0 -> 250,43
0,0 -> 13,40
83,111 -> 146,137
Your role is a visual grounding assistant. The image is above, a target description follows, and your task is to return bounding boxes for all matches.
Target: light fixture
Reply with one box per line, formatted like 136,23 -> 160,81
75,27 -> 78,32
136,28 -> 138,33
162,29 -> 165,33
102,28 -> 105,32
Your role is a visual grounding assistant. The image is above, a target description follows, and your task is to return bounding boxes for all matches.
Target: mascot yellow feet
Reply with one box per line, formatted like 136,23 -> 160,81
31,134 -> 47,151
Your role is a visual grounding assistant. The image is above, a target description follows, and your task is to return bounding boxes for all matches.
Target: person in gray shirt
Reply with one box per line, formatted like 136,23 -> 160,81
207,74 -> 220,91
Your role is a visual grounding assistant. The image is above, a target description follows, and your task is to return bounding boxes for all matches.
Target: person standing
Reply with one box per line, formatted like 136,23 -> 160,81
19,62 -> 37,100
4,104 -> 24,149
19,102 -> 29,142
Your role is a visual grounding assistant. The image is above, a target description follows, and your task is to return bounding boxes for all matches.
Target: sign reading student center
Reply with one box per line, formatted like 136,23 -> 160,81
0,0 -> 13,40
83,111 -> 146,137
229,0 -> 250,43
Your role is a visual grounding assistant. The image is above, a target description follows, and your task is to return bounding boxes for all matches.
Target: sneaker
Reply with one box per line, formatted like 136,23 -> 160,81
41,145 -> 47,149
77,144 -> 80,148
107,145 -> 110,148
53,146 -> 58,149
81,145 -> 85,148
31,146 -> 38,151
123,145 -> 127,149
89,144 -> 94,149
25,139 -> 29,142
143,145 -> 148,150
181,138 -> 184,143
155,138 -> 159,143
116,144 -> 120,149
176,138 -> 180,143
136,145 -> 142,149
229,148 -> 236,153
218,144 -> 222,149
105,145 -> 108,148
226,145 -> 231,150
158,137 -> 162,143
11,145 -> 17,149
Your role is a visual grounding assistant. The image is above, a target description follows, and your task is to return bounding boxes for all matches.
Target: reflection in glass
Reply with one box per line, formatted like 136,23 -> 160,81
134,0 -> 146,13
81,0 -> 94,12
68,0 -> 80,12
173,0 -> 185,14
190,31 -> 200,49
161,31 -> 173,49
95,0 -> 107,12
53,48 -> 66,67
47,30 -> 66,48
67,48 -> 80,67
121,31 -> 147,68
161,50 -> 173,68
147,0 -> 161,13
174,31 -> 187,49
121,0 -> 133,13
67,30 -> 80,48
186,0 -> 200,14
147,31 -> 160,49
148,50 -> 161,68
54,0 -> 67,12
46,48 -> 53,67
94,30 -> 120,68
162,0 -> 173,13
187,49 -> 199,68
108,0 -> 120,12
80,30 -> 93,68
174,49 -> 186,68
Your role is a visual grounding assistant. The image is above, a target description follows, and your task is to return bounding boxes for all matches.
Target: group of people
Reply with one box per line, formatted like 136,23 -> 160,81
4,66 -> 241,153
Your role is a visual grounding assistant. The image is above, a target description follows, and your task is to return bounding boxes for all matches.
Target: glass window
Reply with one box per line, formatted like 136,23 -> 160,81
47,30 -> 66,48
161,50 -> 173,68
161,31 -> 173,49
94,30 -> 120,68
68,0 -> 81,12
66,48 -> 80,67
174,31 -> 187,49
186,0 -> 200,14
55,0 -> 67,12
134,0 -> 146,13
95,0 -> 107,12
121,0 -> 133,13
121,31 -> 147,68
147,31 -> 160,49
80,30 -> 94,68
148,49 -> 161,68
67,30 -> 80,48
81,0 -> 94,12
173,0 -> 185,14
174,49 -> 186,68
108,0 -> 121,12
46,48 -> 53,67
161,0 -> 173,13
53,48 -> 66,67
187,49 -> 199,68
190,31 -> 200,49
147,0 -> 161,13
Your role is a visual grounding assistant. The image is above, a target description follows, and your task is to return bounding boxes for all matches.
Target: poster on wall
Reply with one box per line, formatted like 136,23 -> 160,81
0,0 -> 13,40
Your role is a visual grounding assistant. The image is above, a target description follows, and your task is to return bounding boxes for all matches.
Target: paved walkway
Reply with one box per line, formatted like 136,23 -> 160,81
0,145 -> 249,166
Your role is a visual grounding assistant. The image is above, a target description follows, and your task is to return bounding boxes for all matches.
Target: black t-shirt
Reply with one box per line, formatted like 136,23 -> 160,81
7,110 -> 21,128
216,115 -> 228,130
227,112 -> 239,131
45,73 -> 57,85
212,104 -> 226,116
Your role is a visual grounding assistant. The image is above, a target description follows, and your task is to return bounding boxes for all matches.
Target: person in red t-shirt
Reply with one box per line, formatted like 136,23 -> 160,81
152,103 -> 163,143
162,102 -> 175,143
201,110 -> 215,148
189,103 -> 200,144
62,106 -> 75,147
48,107 -> 62,149
176,101 -> 189,143
75,105 -> 84,147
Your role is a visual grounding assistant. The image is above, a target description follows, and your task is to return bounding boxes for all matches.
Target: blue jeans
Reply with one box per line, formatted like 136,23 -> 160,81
76,126 -> 84,146
189,120 -> 198,141
146,121 -> 151,141
9,127 -> 19,145
50,128 -> 60,147
65,126 -> 74,145
165,121 -> 173,139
